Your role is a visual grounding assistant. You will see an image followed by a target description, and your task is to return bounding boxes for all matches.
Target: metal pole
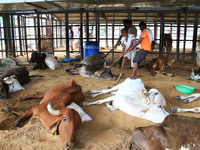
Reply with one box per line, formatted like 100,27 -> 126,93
10,15 -> 16,57
0,19 -> 3,58
80,8 -> 84,60
86,12 -> 89,41
112,13 -> 115,61
95,12 -> 98,42
154,21 -> 157,43
60,20 -> 62,47
183,12 -> 187,63
23,16 -> 29,61
105,20 -> 108,48
34,18 -> 38,50
56,20 -> 58,48
176,13 -> 181,61
51,15 -> 54,54
18,15 -> 23,56
37,13 -> 41,53
65,12 -> 69,57
159,13 -> 164,56
192,13 -> 198,64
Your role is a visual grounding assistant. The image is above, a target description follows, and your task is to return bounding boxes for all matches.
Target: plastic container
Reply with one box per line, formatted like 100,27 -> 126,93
84,41 -> 99,58
62,58 -> 72,63
175,85 -> 195,94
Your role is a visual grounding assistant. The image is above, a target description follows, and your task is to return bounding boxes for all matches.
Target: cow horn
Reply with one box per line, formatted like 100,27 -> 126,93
47,103 -> 60,116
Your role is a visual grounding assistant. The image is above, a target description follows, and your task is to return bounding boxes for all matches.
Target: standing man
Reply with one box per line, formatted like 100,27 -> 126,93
69,26 -> 74,52
125,21 -> 153,79
114,19 -> 137,49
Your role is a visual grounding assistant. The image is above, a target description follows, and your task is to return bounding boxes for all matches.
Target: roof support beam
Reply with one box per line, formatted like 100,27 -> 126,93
25,2 -> 47,10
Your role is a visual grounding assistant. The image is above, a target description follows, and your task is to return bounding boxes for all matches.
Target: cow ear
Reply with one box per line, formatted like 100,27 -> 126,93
68,80 -> 77,86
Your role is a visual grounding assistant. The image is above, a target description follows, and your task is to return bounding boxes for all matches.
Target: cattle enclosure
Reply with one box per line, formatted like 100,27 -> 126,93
0,6 -> 200,64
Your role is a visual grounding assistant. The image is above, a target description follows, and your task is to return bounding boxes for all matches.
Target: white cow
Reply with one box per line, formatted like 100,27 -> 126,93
83,78 -> 169,123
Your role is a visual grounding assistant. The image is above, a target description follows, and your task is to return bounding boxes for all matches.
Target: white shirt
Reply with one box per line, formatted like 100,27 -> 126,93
121,34 -> 136,51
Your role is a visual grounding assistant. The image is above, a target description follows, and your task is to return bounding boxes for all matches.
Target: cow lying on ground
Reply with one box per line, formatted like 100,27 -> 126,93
82,78 -> 168,123
146,56 -> 175,77
4,80 -> 85,150
0,66 -> 43,100
65,54 -> 115,80
29,51 -> 48,70
130,114 -> 200,150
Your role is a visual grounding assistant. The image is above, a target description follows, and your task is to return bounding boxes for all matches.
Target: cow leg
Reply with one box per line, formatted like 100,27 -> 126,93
82,96 -> 116,106
14,106 -> 37,127
3,106 -> 23,117
20,94 -> 45,101
176,93 -> 200,103
171,107 -> 200,113
88,84 -> 120,98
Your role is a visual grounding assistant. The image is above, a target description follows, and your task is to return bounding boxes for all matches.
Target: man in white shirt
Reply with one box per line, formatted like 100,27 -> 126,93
120,28 -> 136,71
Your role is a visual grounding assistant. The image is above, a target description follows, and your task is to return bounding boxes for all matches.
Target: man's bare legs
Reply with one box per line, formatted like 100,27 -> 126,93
70,46 -> 74,52
131,63 -> 139,78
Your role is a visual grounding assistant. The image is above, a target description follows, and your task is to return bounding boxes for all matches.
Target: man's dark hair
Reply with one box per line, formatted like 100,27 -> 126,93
121,28 -> 128,33
139,21 -> 146,27
123,19 -> 132,25
69,26 -> 72,29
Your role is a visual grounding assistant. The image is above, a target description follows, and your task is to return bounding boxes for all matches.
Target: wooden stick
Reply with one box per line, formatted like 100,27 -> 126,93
116,72 -> 123,83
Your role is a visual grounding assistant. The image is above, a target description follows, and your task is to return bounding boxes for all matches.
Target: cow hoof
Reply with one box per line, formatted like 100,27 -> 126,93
176,96 -> 181,100
87,90 -> 92,94
79,102 -> 84,107
3,106 -> 11,113
87,95 -> 93,99
183,99 -> 189,104
171,107 -> 177,113
14,119 -> 21,127
81,102 -> 88,107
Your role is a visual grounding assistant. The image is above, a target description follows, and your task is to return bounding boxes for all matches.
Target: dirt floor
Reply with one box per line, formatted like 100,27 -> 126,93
0,53 -> 200,150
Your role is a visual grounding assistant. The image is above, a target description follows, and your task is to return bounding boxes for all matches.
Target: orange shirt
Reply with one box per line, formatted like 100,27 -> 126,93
140,30 -> 151,51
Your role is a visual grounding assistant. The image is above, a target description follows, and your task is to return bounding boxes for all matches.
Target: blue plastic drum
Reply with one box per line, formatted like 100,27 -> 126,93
84,41 -> 99,58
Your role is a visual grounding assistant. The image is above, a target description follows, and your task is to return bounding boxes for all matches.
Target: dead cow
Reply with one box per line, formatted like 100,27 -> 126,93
146,56 -> 175,77
0,66 -> 30,100
29,51 -> 48,70
66,54 -> 115,80
4,80 -> 84,150
130,114 -> 200,150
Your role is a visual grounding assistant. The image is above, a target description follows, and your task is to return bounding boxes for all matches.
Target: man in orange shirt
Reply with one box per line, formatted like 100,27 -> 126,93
125,21 -> 153,78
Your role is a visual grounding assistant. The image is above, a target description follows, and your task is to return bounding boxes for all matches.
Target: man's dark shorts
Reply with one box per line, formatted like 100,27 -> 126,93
133,49 -> 149,64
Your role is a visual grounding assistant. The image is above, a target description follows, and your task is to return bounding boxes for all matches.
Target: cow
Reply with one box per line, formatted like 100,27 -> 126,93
146,56 -> 175,77
65,54 -> 115,80
29,51 -> 48,70
130,114 -> 200,150
4,80 -> 84,150
82,78 -> 168,123
0,66 -> 30,100
163,33 -> 173,58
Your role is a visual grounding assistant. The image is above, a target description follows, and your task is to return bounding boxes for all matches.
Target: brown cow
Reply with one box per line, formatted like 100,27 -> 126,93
146,56 -> 175,77
4,80 -> 84,150
163,33 -> 173,58
130,114 -> 200,150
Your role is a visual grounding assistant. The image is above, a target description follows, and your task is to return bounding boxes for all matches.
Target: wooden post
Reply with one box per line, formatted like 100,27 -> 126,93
176,13 -> 181,61
112,13 -> 115,61
86,12 -> 89,41
65,12 -> 69,58
80,8 -> 84,60
183,12 -> 187,63
192,13 -> 198,64
37,13 -> 41,54
17,15 -> 23,56
10,15 -> 16,57
159,13 -> 164,56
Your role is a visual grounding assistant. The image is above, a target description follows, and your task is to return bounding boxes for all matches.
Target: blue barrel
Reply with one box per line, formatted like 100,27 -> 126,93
84,41 -> 99,58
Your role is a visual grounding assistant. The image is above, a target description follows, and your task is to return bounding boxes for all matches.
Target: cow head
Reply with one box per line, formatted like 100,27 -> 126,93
131,126 -> 170,150
152,56 -> 175,72
47,103 -> 81,150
